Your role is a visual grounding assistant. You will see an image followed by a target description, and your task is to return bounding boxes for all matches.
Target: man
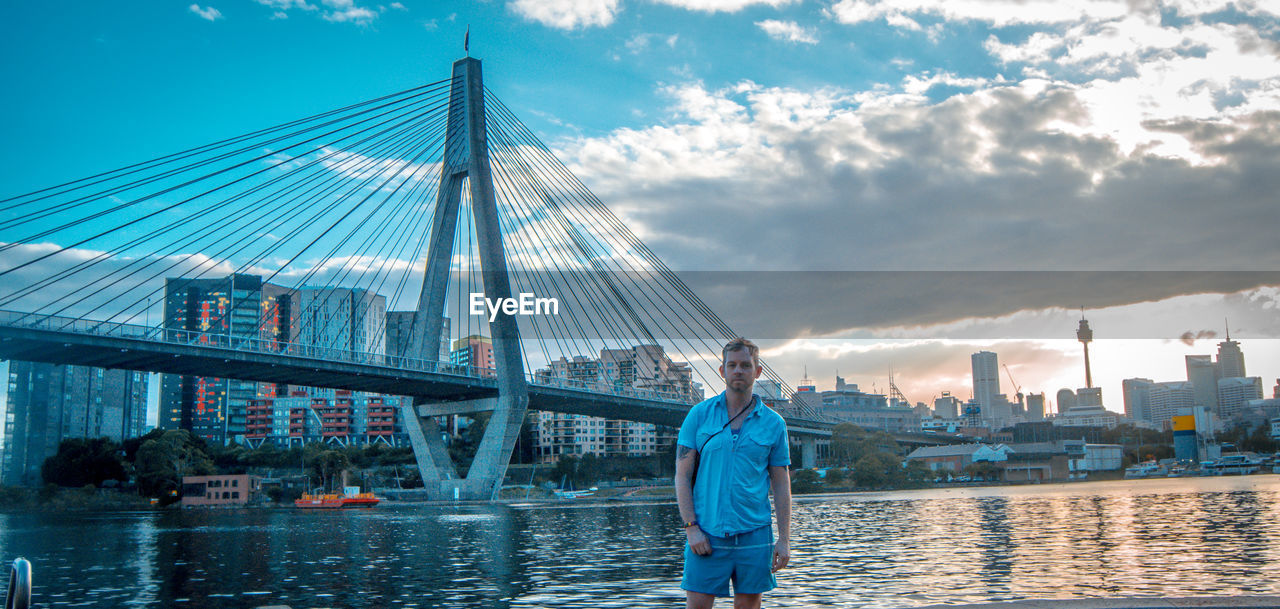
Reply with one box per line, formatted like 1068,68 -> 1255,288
675,338 -> 791,609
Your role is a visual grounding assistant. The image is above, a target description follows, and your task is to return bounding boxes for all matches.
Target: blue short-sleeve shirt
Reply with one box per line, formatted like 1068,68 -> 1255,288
677,392 -> 790,538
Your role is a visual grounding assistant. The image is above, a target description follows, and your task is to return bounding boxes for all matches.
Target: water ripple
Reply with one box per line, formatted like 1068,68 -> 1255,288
3,476 -> 1279,607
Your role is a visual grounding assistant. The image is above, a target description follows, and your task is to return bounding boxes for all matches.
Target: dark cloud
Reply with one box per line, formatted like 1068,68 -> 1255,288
1179,329 -> 1218,345
566,84 -> 1280,336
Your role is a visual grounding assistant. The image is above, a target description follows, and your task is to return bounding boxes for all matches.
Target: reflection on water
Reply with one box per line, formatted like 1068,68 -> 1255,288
4,476 -> 1280,608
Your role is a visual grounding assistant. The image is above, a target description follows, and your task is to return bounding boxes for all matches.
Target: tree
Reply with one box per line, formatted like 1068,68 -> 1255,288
824,467 -> 846,486
830,423 -> 900,469
311,450 -> 352,492
962,461 -> 1002,482
134,430 -> 216,497
791,468 -> 821,493
41,437 -> 127,488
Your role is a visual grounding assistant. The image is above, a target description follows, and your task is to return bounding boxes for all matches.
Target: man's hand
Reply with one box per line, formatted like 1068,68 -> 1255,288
771,540 -> 790,572
686,525 -> 712,556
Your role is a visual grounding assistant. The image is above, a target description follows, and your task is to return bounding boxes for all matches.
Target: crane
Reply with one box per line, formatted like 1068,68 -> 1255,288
889,366 -> 910,408
1003,364 -> 1025,411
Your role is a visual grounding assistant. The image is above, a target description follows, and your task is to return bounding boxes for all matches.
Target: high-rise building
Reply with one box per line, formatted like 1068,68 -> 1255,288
450,335 -> 494,371
385,312 -> 450,362
245,388 -> 403,448
1056,388 -> 1077,413
1076,387 -> 1103,408
294,287 -> 386,357
1217,377 -> 1264,419
755,380 -> 784,400
1216,332 -> 1246,379
159,273 -> 292,445
1,362 -> 149,485
1123,378 -> 1155,423
531,344 -> 698,462
1025,393 -> 1046,421
971,351 -> 1000,420
1149,381 -> 1196,427
1185,355 -> 1220,416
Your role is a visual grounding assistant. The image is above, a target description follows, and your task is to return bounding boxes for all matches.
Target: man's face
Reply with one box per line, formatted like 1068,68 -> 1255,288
720,349 -> 761,391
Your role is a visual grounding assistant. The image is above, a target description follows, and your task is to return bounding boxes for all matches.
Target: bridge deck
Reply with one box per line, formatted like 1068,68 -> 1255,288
0,321 -> 839,436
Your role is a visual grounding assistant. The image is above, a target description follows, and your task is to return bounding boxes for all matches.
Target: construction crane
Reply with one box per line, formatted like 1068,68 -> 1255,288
1003,364 -> 1025,412
889,366 -> 910,408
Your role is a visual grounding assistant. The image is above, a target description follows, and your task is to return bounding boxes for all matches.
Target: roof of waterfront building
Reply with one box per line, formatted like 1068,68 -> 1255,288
906,443 -> 1007,459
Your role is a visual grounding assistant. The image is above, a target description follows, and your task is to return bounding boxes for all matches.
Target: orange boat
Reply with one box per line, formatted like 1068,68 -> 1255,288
294,491 -> 380,509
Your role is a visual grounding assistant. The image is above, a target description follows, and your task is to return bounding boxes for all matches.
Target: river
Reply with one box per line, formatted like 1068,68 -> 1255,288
4,475 -> 1280,608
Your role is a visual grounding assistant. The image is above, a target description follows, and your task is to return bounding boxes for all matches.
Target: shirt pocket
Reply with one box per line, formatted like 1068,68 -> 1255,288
739,426 -> 773,464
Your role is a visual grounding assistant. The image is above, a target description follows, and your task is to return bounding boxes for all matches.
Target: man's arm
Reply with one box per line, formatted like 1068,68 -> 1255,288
769,465 -> 791,572
675,445 -> 711,555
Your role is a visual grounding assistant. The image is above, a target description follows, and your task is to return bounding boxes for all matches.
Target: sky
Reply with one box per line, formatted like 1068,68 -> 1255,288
2,0 -> 1279,417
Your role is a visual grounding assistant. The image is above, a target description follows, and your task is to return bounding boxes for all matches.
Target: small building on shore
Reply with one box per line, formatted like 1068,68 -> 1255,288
905,443 -> 1011,472
181,474 -> 261,507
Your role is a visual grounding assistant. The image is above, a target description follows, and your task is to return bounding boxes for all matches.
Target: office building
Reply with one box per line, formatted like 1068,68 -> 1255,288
1217,377 -> 1264,419
971,352 -> 1001,421
1123,378 -> 1155,423
1185,355 -> 1219,415
2,362 -> 149,486
294,287 -> 385,358
158,273 -> 292,445
450,335 -> 494,371
1217,333 -> 1246,379
1056,388 -> 1077,413
531,344 -> 700,462
934,392 -> 961,419
385,311 -> 450,361
1149,381 -> 1196,428
1025,393 -> 1046,421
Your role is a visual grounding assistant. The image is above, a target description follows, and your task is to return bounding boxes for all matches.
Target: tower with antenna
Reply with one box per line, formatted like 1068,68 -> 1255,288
1076,308 -> 1094,389
1217,318 -> 1246,378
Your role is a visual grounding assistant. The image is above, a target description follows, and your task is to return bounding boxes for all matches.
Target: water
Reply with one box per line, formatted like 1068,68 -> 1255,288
5,475 -> 1280,608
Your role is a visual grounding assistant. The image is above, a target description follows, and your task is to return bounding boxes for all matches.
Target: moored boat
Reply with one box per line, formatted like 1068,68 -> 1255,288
295,488 -> 380,508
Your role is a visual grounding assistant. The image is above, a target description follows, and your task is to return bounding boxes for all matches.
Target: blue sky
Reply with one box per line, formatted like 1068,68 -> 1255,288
2,0 -> 1280,412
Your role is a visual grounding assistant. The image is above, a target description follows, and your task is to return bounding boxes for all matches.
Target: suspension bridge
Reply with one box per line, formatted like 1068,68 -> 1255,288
0,56 -> 949,500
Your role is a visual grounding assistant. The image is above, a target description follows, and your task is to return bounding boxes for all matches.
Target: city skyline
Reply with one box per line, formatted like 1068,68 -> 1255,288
1,3 -> 1277,423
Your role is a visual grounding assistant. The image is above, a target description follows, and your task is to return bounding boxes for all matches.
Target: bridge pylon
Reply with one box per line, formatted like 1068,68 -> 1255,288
401,57 -> 530,501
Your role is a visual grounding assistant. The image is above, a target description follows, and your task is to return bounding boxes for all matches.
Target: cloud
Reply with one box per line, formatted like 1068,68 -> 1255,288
1180,329 -> 1218,345
756,19 -> 819,44
321,0 -> 377,24
508,0 -> 620,29
189,4 -> 224,21
255,0 -> 378,24
255,0 -> 316,10
624,32 -> 682,55
555,73 -> 1280,280
653,0 -> 796,12
826,0 -> 1130,28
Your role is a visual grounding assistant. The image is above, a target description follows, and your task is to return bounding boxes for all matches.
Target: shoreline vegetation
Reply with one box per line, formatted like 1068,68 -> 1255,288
9,420 -> 1275,512
9,467 -> 1279,512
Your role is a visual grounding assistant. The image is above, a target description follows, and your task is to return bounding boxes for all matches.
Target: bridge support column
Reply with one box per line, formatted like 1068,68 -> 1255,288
402,56 -> 529,502
800,436 -> 817,469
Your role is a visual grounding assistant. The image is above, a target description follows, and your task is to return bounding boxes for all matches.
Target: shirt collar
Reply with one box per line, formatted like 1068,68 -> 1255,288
716,391 -> 762,421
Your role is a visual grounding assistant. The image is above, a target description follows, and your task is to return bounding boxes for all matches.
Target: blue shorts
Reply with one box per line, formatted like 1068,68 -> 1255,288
681,525 -> 776,597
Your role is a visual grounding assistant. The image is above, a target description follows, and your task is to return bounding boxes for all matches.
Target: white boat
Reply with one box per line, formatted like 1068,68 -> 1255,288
1202,453 -> 1265,476
553,487 -> 597,499
1124,462 -> 1166,479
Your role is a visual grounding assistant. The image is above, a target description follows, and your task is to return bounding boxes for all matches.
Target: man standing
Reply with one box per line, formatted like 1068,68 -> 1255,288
675,338 -> 792,609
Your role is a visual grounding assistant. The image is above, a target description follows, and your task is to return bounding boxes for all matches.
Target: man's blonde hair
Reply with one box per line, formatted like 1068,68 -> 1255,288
721,337 -> 760,365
